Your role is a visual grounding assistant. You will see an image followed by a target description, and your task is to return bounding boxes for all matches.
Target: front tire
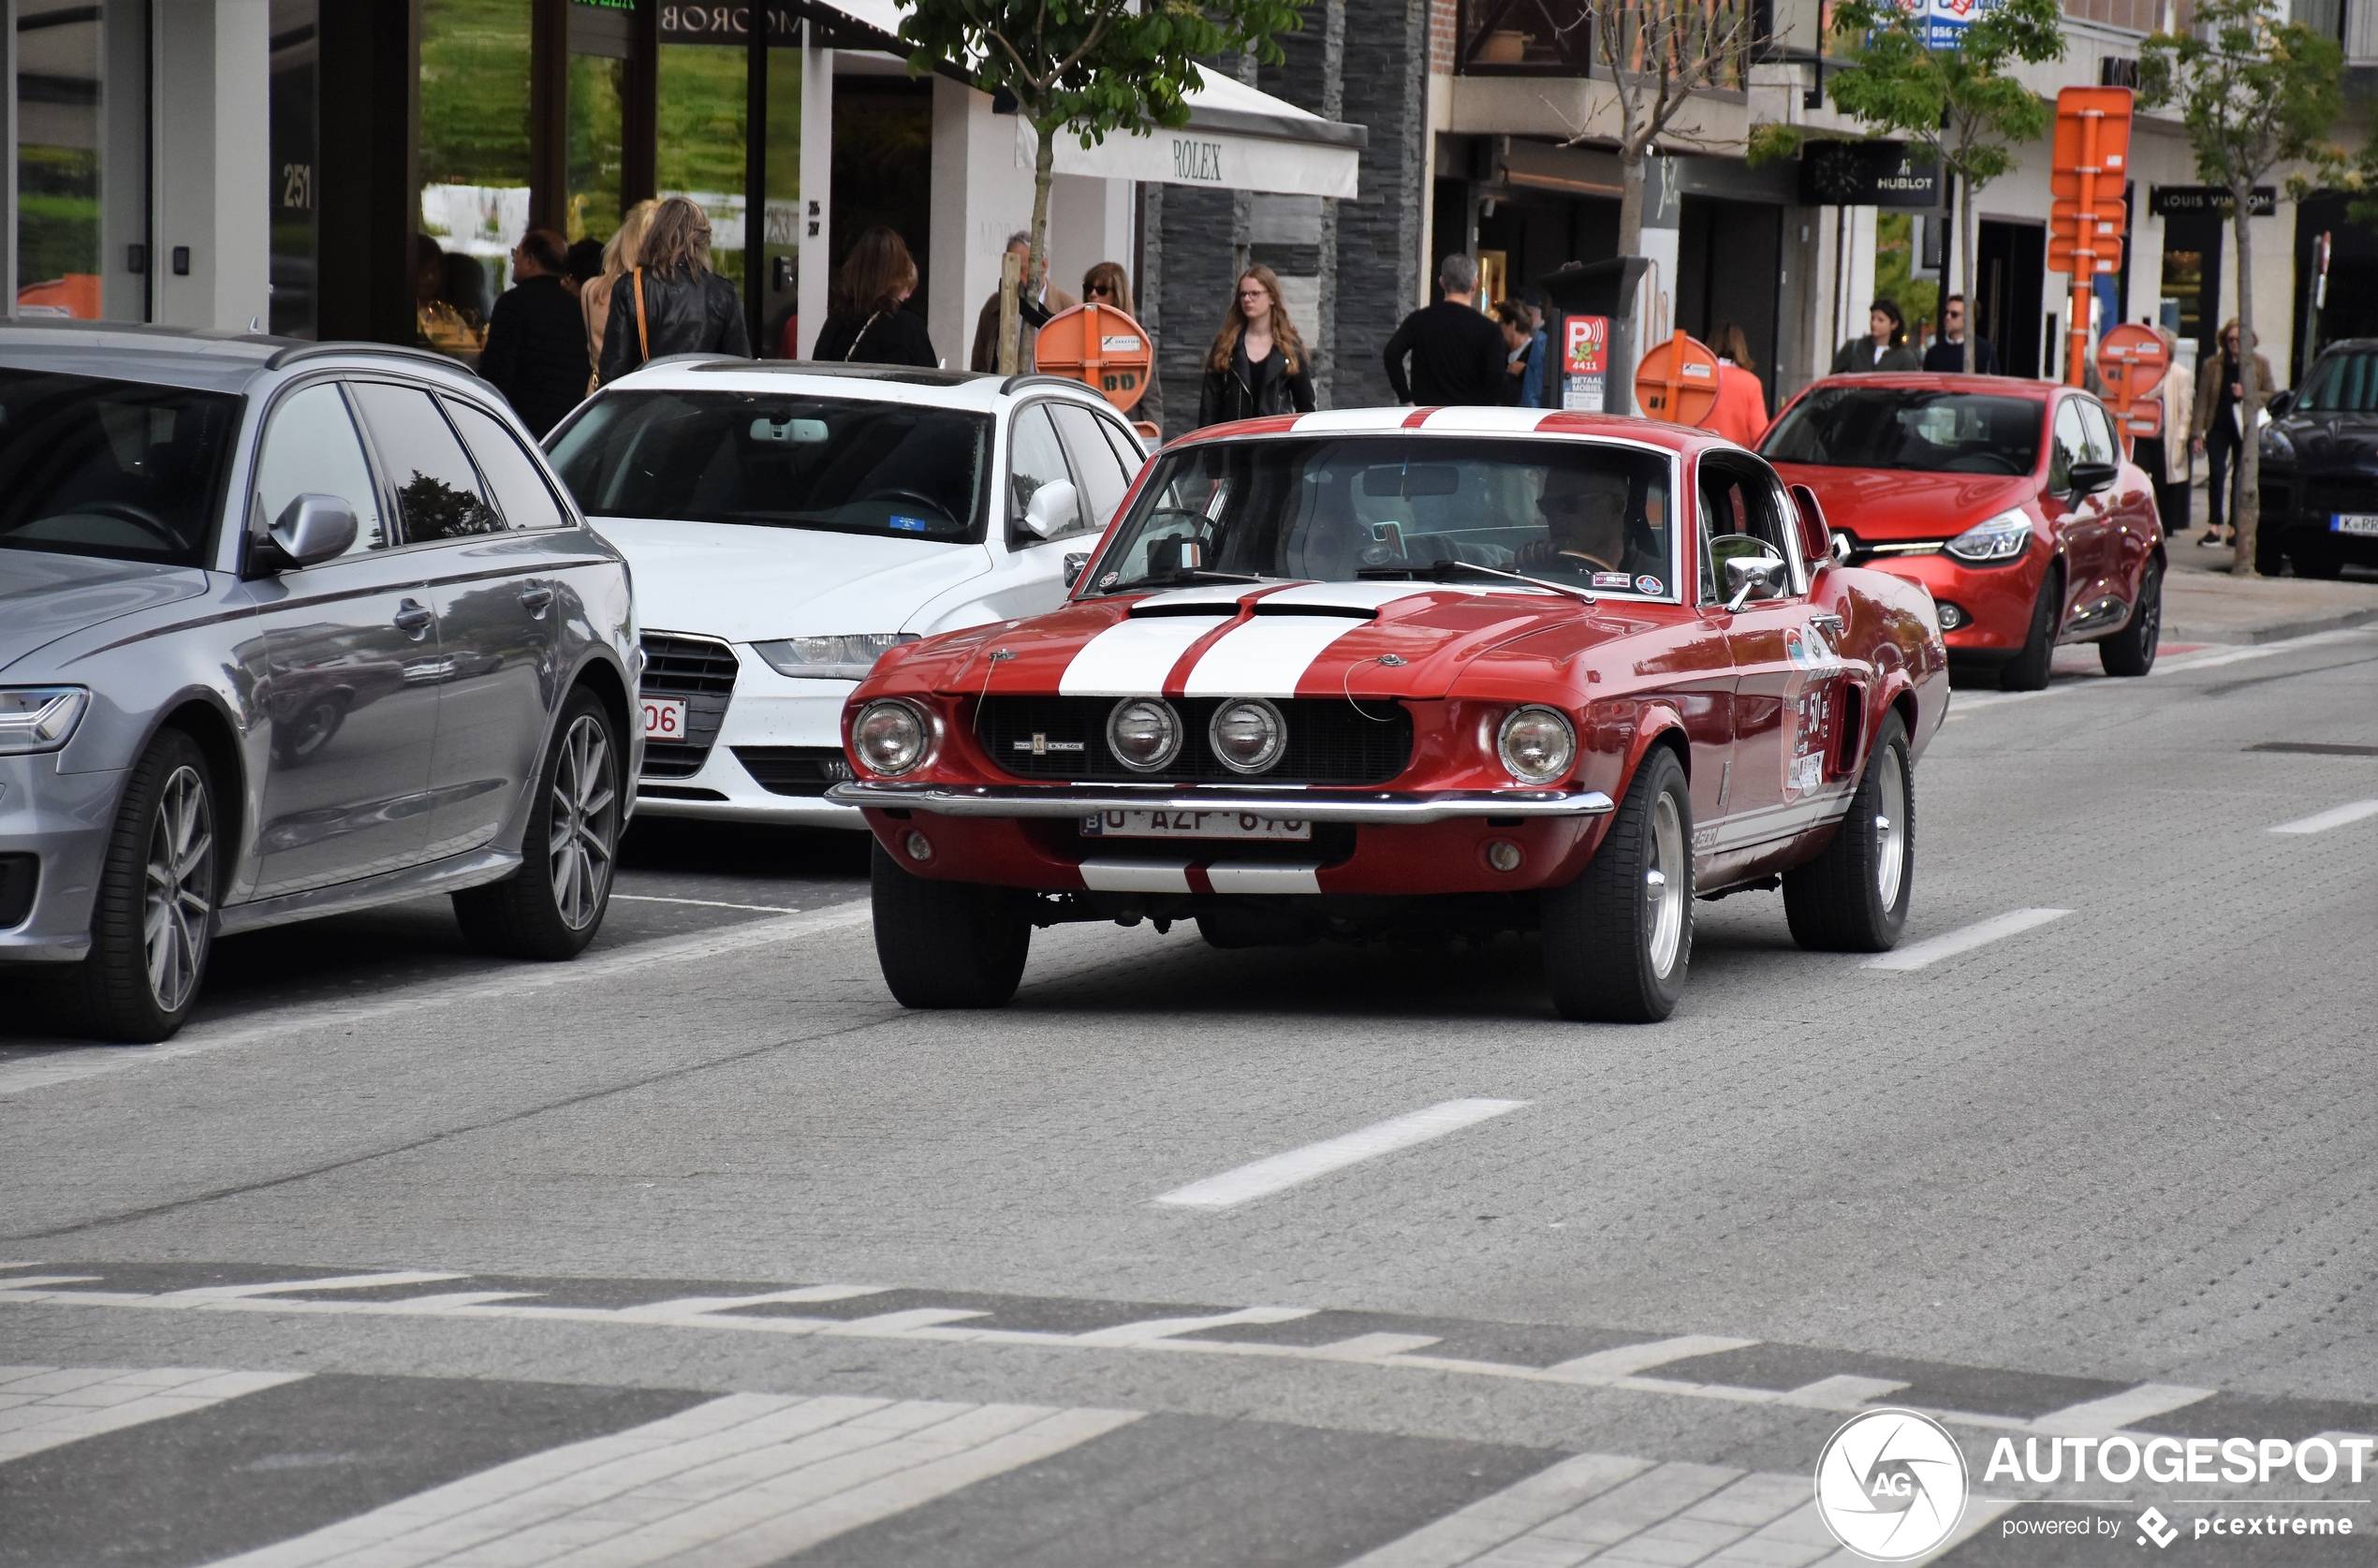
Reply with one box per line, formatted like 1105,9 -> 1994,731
1542,745 -> 1691,1022
2098,559 -> 2162,677
1783,712 -> 1913,952
453,687 -> 622,960
63,727 -> 218,1042
1998,567 -> 2059,692
870,843 -> 1031,1008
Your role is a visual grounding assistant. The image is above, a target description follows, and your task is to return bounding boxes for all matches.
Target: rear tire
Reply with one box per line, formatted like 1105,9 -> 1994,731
870,842 -> 1031,1008
1542,745 -> 1691,1022
62,727 -> 218,1043
2098,559 -> 2162,677
453,688 -> 621,960
1998,567 -> 2059,692
1783,712 -> 1913,953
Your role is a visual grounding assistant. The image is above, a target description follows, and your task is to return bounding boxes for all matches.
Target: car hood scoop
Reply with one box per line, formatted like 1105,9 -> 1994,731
0,552 -> 213,674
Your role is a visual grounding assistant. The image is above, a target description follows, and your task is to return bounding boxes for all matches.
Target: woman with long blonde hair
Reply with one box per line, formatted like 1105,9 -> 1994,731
595,196 -> 751,384
1196,265 -> 1314,427
581,199 -> 656,389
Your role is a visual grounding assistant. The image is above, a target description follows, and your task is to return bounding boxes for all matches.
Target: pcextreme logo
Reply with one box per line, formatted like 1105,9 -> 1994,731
1814,1409 -> 1971,1561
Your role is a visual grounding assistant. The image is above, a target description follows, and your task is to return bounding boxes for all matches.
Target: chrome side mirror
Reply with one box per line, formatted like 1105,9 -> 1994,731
1724,554 -> 1789,612
269,493 -> 359,569
1063,550 -> 1091,588
1021,478 -> 1079,540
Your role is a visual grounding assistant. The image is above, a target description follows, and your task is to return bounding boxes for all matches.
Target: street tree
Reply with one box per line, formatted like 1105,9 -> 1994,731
1565,0 -> 1756,256
2142,0 -> 2344,576
1821,0 -> 2063,374
901,0 -> 1307,372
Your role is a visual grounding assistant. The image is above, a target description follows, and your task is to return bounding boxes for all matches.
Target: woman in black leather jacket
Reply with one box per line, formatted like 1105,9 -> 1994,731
1196,266 -> 1315,427
597,197 -> 751,383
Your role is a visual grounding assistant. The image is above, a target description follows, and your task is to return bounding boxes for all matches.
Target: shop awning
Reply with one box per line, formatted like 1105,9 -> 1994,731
792,0 -> 1366,198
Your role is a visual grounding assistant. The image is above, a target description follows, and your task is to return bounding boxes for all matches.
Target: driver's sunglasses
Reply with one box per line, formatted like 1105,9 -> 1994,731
1086,282 -> 1116,297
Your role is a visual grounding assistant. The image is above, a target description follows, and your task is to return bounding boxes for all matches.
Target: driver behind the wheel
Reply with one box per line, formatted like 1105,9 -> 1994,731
1513,466 -> 1630,574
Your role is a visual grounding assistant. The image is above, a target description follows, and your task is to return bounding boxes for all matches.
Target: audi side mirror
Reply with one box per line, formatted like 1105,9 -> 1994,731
268,493 -> 359,570
1724,555 -> 1789,612
2068,461 -> 2120,498
2267,388 -> 2295,418
1021,478 -> 1079,541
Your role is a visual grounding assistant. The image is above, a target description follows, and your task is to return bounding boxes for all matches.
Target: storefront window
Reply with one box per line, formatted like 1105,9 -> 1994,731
567,0 -> 634,243
15,0 -> 145,322
654,36 -> 800,335
270,0 -> 318,338
418,0 -> 534,361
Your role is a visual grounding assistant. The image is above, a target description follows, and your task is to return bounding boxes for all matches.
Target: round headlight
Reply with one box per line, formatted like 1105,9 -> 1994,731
1106,698 -> 1182,772
1497,706 -> 1577,785
1209,698 -> 1285,774
853,699 -> 930,776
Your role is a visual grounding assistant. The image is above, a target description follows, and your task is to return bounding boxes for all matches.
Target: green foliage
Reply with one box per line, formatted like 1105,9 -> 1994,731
418,0 -> 532,189
1745,123 -> 1805,169
2138,0 -> 2346,198
655,43 -> 751,198
1826,0 -> 2062,198
1874,213 -> 1938,340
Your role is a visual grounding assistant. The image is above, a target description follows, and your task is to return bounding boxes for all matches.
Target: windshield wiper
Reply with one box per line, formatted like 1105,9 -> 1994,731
1358,557 -> 1596,604
1101,568 -> 1271,593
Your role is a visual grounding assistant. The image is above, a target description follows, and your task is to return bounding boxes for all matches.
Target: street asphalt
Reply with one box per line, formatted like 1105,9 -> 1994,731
2,628 -> 2374,1567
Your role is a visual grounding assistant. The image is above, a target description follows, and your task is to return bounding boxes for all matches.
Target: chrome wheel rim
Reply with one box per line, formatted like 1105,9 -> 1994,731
143,765 -> 213,1012
548,714 -> 618,931
1645,790 -> 1686,978
1874,745 -> 1908,911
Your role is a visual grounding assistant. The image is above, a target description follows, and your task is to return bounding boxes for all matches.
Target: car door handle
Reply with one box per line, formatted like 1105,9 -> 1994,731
519,583 -> 553,618
393,599 -> 434,639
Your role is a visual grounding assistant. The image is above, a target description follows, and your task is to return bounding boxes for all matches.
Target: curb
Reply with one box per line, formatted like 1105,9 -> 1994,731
2163,604 -> 2378,646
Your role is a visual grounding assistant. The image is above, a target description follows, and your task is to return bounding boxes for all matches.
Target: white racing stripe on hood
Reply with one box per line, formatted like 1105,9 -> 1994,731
1256,581 -> 1479,613
1182,615 -> 1370,697
1059,614 -> 1232,696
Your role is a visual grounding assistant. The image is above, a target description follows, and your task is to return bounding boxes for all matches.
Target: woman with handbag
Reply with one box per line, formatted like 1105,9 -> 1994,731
596,197 -> 751,385
809,227 -> 938,368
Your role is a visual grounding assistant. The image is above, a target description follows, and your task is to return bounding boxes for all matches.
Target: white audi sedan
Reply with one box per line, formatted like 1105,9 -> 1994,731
546,362 -> 1149,827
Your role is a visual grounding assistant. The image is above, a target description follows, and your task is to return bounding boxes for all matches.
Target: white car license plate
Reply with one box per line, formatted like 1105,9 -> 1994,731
1080,810 -> 1311,841
641,696 -> 689,741
2331,514 -> 2378,536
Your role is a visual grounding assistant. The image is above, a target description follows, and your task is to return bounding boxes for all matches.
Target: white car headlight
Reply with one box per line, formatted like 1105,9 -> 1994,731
0,688 -> 90,755
1944,508 -> 2033,564
753,633 -> 918,681
1106,698 -> 1182,772
852,699 -> 932,775
1497,706 -> 1576,785
1209,698 -> 1285,774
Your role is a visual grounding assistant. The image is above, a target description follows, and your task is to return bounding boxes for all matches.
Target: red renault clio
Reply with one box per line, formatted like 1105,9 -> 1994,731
1762,374 -> 2165,690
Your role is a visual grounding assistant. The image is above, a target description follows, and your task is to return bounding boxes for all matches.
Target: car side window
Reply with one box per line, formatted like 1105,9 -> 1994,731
1007,403 -> 1088,542
445,398 -> 569,530
252,382 -> 388,558
1697,459 -> 1793,603
2049,399 -> 2089,496
1050,403 -> 1132,531
2077,400 -> 2120,467
349,381 -> 504,543
1100,417 -> 1150,481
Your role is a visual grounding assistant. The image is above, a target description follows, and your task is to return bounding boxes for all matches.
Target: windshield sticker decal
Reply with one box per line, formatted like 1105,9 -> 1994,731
1592,571 -> 1633,589
1635,574 -> 1664,595
888,516 -> 932,534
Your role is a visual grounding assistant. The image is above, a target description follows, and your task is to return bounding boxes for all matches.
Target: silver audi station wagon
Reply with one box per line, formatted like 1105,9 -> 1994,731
0,324 -> 641,1042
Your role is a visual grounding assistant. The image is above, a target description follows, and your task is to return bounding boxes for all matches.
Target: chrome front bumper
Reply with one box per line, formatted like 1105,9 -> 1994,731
823,782 -> 1615,824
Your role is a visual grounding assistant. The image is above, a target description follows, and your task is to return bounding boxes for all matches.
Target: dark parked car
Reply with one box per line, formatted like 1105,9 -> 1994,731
0,324 -> 642,1042
2257,340 -> 2378,578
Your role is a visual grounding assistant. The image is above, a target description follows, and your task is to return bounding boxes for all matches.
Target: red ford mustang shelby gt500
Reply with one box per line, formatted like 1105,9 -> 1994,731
828,407 -> 1949,1021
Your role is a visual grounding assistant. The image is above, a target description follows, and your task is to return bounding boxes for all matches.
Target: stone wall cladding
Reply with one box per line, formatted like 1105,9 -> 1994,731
1331,0 -> 1430,411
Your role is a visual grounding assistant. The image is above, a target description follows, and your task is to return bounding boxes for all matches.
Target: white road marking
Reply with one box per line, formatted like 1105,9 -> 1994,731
206,1392 -> 1139,1568
2269,799 -> 2378,835
0,901 -> 872,1098
1541,1335 -> 1755,1382
1863,908 -> 2071,972
0,1365 -> 307,1461
1335,1452 -> 1654,1567
2030,1382 -> 2216,1437
1153,1098 -> 1528,1209
610,893 -> 805,914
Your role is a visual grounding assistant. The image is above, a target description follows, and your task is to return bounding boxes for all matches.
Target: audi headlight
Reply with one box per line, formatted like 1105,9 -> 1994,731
753,633 -> 917,681
1497,706 -> 1577,785
852,699 -> 932,775
1209,698 -> 1285,774
0,688 -> 90,755
1944,508 -> 2033,564
1106,698 -> 1182,772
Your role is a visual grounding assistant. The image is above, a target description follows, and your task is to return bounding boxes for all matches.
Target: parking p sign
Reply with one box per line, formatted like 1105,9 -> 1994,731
1563,315 -> 1608,412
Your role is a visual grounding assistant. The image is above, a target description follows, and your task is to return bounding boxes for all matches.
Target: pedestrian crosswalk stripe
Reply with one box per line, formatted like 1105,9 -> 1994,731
0,1365 -> 307,1461
2030,1382 -> 2216,1437
205,1392 -> 1140,1568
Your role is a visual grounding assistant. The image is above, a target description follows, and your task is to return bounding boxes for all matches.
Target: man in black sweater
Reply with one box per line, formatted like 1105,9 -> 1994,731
1385,254 -> 1509,406
480,228 -> 591,437
1919,295 -> 2001,375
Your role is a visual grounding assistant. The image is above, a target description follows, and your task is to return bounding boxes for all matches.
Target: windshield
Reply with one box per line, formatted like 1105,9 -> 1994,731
1088,435 -> 1680,599
0,367 -> 239,567
2296,351 -> 2378,413
547,390 -> 991,541
1761,387 -> 2045,476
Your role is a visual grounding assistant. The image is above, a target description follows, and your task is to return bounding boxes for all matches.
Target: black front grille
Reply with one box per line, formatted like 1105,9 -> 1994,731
0,853 -> 37,929
639,632 -> 738,779
977,696 -> 1412,785
733,746 -> 853,798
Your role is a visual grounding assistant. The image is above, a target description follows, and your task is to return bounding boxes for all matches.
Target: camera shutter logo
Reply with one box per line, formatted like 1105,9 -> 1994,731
1814,1409 -> 1970,1561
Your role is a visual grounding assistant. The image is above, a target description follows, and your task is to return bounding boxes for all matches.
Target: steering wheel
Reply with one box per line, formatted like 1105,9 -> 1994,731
857,489 -> 953,522
71,500 -> 182,549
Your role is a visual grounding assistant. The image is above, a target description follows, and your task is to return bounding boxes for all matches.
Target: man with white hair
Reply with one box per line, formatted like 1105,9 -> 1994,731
1384,254 -> 1508,406
970,230 -> 1079,373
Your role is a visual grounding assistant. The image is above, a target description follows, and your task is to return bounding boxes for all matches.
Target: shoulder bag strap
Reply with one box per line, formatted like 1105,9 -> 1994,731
844,312 -> 883,362
633,268 -> 650,363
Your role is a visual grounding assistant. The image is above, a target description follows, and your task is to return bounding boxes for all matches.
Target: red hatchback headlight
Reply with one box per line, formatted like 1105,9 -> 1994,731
1943,508 -> 2033,564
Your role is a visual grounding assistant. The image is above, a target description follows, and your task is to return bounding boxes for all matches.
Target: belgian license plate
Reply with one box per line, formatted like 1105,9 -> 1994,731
641,697 -> 689,741
1080,810 -> 1311,841
2331,514 -> 2378,536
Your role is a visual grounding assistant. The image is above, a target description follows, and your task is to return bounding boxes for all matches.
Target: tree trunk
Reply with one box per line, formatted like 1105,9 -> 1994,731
2231,186 -> 2260,578
1618,150 -> 1646,257
1028,122 -> 1058,361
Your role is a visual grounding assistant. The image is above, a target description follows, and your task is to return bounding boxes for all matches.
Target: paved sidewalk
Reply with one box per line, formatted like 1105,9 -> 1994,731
2156,479 -> 2378,643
